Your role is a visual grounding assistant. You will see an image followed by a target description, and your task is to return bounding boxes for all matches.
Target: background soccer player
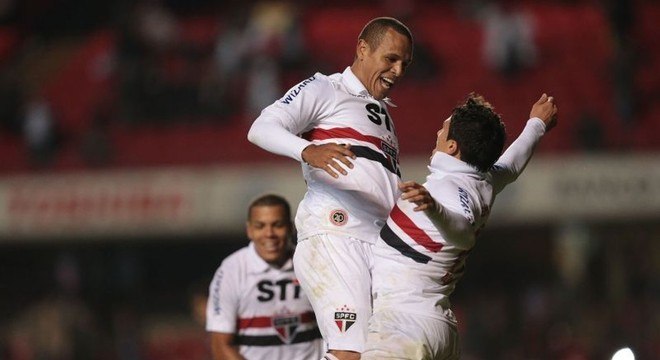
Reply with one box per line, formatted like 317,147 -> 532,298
206,194 -> 323,360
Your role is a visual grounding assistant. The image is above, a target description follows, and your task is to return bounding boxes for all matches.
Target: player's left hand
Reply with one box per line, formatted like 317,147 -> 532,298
399,181 -> 437,212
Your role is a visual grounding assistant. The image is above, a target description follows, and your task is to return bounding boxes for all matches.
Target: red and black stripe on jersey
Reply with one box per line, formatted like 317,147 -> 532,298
380,204 -> 444,264
235,329 -> 322,346
302,127 -> 401,177
235,311 -> 321,346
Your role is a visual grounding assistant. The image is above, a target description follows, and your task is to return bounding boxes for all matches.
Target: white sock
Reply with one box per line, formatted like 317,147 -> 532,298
322,353 -> 340,360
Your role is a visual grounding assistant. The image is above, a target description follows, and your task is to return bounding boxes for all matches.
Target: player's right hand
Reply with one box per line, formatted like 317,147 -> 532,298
399,181 -> 438,212
530,93 -> 558,132
301,143 -> 356,178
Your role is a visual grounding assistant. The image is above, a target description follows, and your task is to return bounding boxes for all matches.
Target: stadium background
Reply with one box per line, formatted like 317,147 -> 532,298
0,0 -> 657,359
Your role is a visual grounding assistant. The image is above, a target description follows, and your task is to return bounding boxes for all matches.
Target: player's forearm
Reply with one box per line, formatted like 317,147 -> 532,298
426,204 -> 474,249
247,117 -> 310,162
492,118 -> 546,188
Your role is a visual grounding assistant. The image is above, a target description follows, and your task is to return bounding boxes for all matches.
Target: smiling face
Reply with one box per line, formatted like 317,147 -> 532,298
353,28 -> 413,100
246,205 -> 292,266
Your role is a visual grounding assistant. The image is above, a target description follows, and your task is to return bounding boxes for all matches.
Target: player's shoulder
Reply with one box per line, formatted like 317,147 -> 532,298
279,72 -> 333,104
293,72 -> 333,90
220,245 -> 252,269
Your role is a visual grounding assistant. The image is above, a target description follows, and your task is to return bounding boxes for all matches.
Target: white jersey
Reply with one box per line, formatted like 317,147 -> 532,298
206,242 -> 323,359
248,67 -> 401,243
371,118 -> 547,323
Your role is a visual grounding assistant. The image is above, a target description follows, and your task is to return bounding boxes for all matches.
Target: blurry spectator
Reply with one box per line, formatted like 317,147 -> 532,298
22,92 -> 59,167
116,0 -> 204,124
383,0 -> 443,83
0,71 -> 21,135
188,278 -> 210,329
481,2 -> 536,79
243,0 -> 308,116
604,0 -> 637,124
199,6 -> 249,118
575,111 -> 605,151
204,0 -> 308,119
80,114 -> 112,167
5,253 -> 101,360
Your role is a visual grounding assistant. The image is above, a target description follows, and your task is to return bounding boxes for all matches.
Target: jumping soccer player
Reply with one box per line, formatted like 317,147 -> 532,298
248,17 -> 435,360
363,93 -> 558,359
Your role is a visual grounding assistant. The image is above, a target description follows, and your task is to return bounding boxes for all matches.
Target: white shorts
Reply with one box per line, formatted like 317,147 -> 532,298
363,310 -> 460,360
293,233 -> 373,353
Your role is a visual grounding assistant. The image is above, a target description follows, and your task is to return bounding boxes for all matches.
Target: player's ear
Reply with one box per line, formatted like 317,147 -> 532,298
356,39 -> 368,60
447,139 -> 459,156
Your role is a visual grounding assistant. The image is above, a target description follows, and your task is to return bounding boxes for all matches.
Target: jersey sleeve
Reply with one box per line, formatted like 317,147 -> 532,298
490,117 -> 546,194
425,179 -> 477,250
206,261 -> 240,334
247,74 -> 336,162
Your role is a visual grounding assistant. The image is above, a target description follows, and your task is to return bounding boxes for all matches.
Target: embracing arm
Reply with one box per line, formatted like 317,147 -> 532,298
399,181 -> 474,249
247,113 -> 311,162
247,77 -> 355,178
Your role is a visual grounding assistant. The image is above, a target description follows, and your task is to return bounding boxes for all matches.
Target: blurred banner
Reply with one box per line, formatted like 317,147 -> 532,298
1,154 -> 658,242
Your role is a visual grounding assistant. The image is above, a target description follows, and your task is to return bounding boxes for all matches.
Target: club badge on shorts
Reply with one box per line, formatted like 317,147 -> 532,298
329,209 -> 348,226
334,305 -> 356,332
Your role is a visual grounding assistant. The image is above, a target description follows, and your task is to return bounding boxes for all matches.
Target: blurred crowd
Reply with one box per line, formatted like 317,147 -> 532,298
0,0 -> 656,171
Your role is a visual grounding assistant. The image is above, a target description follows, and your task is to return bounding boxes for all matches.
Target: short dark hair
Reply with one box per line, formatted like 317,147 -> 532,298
448,93 -> 507,172
358,17 -> 413,51
247,194 -> 292,223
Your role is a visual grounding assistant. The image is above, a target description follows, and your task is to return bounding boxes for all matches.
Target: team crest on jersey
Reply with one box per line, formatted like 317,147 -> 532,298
329,209 -> 348,226
334,305 -> 357,332
272,309 -> 300,344
380,140 -> 399,174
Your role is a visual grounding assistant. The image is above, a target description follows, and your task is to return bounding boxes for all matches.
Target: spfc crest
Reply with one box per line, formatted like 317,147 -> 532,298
334,305 -> 357,333
272,312 -> 300,344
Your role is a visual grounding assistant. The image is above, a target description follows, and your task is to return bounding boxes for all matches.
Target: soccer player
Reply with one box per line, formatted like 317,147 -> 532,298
247,17 -> 434,360
206,194 -> 323,360
362,93 -> 558,359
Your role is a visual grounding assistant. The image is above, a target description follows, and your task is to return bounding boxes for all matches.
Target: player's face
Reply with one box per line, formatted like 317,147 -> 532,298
247,205 -> 291,266
431,117 -> 452,159
356,28 -> 412,100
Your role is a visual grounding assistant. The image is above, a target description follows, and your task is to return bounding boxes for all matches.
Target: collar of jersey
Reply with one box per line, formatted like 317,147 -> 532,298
428,152 -> 484,179
247,241 -> 294,273
342,67 -> 397,107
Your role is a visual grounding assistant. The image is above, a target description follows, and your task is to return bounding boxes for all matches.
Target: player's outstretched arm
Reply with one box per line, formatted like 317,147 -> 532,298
491,93 -> 559,193
302,143 -> 356,178
529,93 -> 558,131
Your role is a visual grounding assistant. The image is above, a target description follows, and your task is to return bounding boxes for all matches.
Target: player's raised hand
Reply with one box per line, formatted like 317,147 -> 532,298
530,93 -> 558,132
301,143 -> 356,178
399,181 -> 438,212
